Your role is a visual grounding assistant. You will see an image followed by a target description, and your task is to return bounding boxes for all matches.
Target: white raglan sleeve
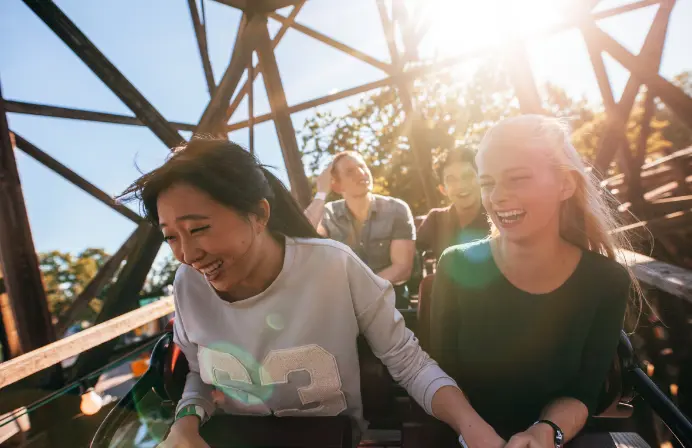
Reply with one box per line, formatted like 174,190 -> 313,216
173,271 -> 216,418
346,250 -> 459,415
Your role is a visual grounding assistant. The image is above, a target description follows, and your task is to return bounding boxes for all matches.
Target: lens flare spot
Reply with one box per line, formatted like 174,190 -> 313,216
266,313 -> 285,331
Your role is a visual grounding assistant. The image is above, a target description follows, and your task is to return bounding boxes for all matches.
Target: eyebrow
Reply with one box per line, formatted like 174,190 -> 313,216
159,214 -> 209,228
479,167 -> 531,179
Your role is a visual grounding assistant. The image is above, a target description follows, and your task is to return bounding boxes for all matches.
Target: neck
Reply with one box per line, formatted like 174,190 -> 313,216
493,219 -> 572,281
345,193 -> 373,222
453,197 -> 482,227
224,234 -> 285,300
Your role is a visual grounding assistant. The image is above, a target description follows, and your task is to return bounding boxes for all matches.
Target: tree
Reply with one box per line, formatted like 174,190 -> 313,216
142,254 -> 180,298
40,248 -> 110,321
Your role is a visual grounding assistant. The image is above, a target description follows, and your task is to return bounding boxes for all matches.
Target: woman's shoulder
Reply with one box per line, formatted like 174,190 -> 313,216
439,237 -> 493,266
579,249 -> 631,288
288,236 -> 361,262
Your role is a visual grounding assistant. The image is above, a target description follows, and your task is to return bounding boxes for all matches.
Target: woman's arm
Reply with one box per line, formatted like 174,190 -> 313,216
347,252 -> 502,446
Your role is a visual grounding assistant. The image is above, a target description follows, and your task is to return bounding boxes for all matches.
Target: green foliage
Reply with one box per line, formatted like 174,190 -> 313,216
40,248 -> 110,320
300,64 -> 692,214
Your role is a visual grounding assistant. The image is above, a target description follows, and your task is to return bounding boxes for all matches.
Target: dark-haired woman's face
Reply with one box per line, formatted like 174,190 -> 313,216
157,183 -> 264,292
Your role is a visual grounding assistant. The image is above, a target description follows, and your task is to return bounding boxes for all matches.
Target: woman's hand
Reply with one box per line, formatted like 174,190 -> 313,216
157,416 -> 210,448
505,423 -> 554,448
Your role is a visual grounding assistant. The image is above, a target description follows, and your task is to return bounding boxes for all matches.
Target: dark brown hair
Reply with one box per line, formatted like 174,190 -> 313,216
118,138 -> 320,238
434,147 -> 477,184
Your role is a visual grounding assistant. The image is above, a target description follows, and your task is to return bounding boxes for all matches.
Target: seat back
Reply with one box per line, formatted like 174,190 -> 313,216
416,274 -> 435,351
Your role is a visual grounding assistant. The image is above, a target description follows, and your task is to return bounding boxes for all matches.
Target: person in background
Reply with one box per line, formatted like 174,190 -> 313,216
417,148 -> 489,262
430,115 -> 640,447
305,151 -> 416,308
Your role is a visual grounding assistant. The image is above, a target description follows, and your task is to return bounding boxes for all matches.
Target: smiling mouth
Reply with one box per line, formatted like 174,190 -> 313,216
198,259 -> 224,279
495,209 -> 526,226
455,191 -> 472,199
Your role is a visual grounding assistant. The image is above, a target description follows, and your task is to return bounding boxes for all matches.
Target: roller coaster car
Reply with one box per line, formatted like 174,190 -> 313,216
92,308 -> 692,448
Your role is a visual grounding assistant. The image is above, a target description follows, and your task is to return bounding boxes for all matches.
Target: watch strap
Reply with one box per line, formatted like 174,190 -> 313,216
534,420 -> 564,448
176,404 -> 207,425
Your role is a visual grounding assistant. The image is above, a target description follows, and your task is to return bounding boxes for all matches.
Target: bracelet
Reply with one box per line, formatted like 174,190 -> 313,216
314,191 -> 327,201
533,420 -> 564,448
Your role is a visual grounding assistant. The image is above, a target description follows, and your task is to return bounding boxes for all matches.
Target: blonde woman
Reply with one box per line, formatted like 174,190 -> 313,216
429,115 -> 640,447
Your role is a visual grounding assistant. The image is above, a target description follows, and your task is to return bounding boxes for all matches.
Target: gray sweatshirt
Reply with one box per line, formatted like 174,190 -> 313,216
173,236 -> 457,430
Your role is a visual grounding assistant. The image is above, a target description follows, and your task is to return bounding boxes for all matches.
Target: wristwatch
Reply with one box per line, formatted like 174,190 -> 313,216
176,404 -> 207,425
533,420 -> 564,448
314,191 -> 328,201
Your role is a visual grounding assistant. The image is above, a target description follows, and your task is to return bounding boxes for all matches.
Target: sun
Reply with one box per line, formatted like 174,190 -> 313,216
412,0 -> 570,60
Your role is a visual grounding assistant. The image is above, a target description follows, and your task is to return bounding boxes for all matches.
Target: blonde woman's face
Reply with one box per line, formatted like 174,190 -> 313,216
476,142 -> 568,242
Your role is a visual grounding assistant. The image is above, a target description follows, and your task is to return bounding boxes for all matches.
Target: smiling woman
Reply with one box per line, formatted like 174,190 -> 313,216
430,115 -> 644,446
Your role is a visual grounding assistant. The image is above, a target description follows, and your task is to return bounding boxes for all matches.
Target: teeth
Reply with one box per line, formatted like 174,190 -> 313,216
496,209 -> 525,218
200,260 -> 223,275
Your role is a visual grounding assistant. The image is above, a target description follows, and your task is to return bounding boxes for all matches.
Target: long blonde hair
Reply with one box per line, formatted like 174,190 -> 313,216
479,115 -> 644,324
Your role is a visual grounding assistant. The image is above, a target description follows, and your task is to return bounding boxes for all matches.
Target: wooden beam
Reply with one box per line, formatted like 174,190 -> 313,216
225,2 -> 305,121
71,224 -> 162,381
188,0 -> 216,95
376,0 -> 436,209
196,14 -> 264,134
617,249 -> 692,303
227,75 -> 394,131
3,100 -> 196,131
505,42 -> 543,114
268,12 -> 392,74
0,296 -> 174,389
11,133 -> 142,223
591,1 -> 676,173
54,229 -> 140,336
0,82 -> 57,356
611,208 -> 692,235
225,0 -> 665,134
255,19 -> 312,207
22,0 -> 185,149
211,0 -> 246,9
257,0 -> 301,11
0,265 -> 21,360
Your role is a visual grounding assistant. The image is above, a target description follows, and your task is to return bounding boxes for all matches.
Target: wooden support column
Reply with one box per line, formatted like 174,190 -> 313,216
254,18 -> 312,207
0,261 -> 21,360
375,0 -> 436,209
196,14 -> 265,135
71,224 -> 162,381
188,0 -> 216,95
0,81 -> 57,356
225,1 -> 305,122
505,42 -> 543,114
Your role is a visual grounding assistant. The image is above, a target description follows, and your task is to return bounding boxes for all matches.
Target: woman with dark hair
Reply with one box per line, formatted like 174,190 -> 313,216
119,138 -> 502,448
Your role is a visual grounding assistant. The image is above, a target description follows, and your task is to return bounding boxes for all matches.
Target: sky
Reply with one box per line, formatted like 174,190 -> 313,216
0,0 -> 691,262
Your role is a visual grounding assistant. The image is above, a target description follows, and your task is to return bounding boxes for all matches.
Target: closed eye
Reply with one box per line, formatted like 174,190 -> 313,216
191,225 -> 211,234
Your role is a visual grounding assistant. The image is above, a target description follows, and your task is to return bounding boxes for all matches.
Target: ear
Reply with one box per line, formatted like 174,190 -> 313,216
559,171 -> 578,201
254,199 -> 271,232
437,184 -> 447,197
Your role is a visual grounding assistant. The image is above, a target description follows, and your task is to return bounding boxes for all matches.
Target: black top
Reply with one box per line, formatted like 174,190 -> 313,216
416,204 -> 490,260
429,239 -> 630,439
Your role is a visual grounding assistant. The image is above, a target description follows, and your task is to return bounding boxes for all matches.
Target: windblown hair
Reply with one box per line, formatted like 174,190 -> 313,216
117,137 -> 320,239
479,115 -> 644,323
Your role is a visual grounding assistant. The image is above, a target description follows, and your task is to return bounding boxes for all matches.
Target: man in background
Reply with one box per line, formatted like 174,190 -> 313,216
305,151 -> 416,307
417,148 -> 489,261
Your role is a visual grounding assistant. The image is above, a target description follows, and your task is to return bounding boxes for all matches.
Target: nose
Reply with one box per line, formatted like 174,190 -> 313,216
488,182 -> 508,207
178,235 -> 204,266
